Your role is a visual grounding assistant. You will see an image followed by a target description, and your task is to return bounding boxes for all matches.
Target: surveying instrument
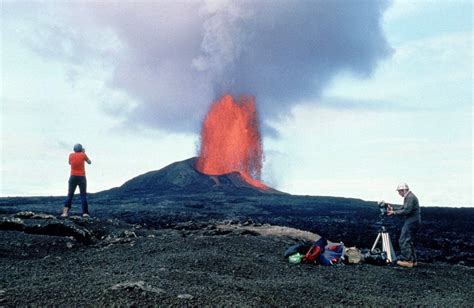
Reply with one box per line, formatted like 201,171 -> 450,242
370,201 -> 397,263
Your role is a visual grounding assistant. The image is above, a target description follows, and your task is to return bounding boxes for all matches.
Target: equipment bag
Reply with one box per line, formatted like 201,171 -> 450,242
320,243 -> 345,265
302,245 -> 321,263
361,248 -> 389,266
288,253 -> 303,264
313,237 -> 328,252
345,247 -> 362,264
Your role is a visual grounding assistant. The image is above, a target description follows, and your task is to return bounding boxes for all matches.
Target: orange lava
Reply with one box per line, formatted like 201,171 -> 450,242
196,94 -> 268,190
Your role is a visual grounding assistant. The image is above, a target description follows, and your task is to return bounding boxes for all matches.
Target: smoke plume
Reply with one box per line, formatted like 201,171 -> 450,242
40,0 -> 394,133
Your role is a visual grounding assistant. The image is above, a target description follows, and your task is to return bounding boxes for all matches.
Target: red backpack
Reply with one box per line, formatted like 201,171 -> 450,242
302,245 -> 321,263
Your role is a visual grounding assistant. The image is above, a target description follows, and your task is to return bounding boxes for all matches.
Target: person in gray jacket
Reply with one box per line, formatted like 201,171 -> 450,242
387,183 -> 421,268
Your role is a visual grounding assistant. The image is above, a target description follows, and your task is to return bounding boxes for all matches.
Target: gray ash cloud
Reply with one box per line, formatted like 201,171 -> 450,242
27,0 -> 393,133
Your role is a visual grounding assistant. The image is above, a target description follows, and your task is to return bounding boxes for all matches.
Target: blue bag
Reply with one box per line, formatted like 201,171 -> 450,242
320,243 -> 345,265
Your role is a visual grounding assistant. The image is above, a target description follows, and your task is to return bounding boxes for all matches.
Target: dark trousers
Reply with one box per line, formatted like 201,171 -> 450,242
64,176 -> 89,214
399,220 -> 419,261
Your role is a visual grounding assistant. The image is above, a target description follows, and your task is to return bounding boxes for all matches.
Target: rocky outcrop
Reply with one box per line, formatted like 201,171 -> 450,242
0,212 -> 142,244
109,281 -> 165,294
1,214 -> 93,243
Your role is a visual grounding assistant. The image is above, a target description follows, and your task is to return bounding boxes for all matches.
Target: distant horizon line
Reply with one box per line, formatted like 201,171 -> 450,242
0,192 -> 472,209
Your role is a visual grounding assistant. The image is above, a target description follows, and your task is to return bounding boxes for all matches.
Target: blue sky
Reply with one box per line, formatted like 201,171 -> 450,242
1,0 -> 472,207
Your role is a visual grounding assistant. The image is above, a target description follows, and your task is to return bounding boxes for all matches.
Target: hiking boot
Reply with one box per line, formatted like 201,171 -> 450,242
397,260 -> 415,268
82,213 -> 90,218
61,207 -> 69,218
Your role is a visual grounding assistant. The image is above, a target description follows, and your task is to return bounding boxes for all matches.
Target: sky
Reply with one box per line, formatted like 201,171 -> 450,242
1,0 -> 472,207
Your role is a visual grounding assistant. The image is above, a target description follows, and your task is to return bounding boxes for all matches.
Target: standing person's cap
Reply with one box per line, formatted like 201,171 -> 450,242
396,183 -> 409,191
73,144 -> 83,152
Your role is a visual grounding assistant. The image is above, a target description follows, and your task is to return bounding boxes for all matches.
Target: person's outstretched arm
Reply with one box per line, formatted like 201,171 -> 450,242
82,149 -> 92,164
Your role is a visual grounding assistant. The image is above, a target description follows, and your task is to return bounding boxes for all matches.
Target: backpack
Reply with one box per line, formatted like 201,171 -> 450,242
320,243 -> 345,265
300,237 -> 328,263
302,245 -> 321,263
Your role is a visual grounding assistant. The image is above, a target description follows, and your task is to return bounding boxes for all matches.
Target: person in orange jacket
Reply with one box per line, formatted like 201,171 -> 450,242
62,143 -> 92,218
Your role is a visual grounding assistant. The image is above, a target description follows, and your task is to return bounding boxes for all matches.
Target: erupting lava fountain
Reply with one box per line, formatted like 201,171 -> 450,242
195,94 -> 268,190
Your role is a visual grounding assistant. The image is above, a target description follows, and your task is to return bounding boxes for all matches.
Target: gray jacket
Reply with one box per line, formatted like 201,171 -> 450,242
394,191 -> 421,224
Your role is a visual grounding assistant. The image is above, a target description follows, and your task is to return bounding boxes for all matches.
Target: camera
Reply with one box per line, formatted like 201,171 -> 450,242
361,248 -> 389,266
378,200 -> 388,216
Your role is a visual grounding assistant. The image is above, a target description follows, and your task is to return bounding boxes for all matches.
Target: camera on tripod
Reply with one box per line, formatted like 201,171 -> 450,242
377,200 -> 389,216
371,200 -> 397,264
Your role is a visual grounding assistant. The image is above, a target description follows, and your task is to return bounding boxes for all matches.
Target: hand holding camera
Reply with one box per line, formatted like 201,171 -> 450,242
378,201 -> 395,216
378,201 -> 388,216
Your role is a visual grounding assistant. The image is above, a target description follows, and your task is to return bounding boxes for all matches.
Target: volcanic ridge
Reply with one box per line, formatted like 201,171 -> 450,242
100,157 -> 282,196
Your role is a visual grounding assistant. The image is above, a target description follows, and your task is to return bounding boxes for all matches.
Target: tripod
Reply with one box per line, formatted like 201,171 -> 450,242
371,223 -> 397,263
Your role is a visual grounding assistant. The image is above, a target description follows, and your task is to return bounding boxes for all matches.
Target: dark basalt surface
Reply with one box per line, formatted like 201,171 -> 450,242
1,158 -> 473,305
0,213 -> 473,306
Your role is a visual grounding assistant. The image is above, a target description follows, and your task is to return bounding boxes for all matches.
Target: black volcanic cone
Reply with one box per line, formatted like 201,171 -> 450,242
99,157 -> 282,196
